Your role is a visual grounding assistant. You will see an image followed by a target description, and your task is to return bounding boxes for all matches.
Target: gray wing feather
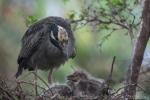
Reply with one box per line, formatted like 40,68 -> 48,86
16,24 -> 46,78
17,24 -> 45,64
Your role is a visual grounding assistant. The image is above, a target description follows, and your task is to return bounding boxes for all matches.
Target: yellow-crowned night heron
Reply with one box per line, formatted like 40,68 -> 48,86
15,16 -> 76,83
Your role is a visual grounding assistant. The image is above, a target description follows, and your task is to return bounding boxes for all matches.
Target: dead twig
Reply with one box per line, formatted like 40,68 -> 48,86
107,56 -> 116,85
17,80 -> 46,90
31,72 -> 49,89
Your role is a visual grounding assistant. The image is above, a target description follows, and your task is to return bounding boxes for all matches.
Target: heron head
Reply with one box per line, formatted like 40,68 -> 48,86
49,24 -> 69,58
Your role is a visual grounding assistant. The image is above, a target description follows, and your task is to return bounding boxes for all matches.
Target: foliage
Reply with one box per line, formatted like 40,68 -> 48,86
69,0 -> 142,42
25,16 -> 38,27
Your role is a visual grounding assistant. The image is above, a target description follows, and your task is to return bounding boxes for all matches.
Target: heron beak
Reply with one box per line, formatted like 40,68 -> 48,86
62,44 -> 69,58
57,26 -> 69,58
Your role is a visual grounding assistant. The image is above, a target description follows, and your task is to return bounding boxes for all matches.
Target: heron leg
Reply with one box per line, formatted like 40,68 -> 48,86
48,69 -> 53,84
34,66 -> 38,96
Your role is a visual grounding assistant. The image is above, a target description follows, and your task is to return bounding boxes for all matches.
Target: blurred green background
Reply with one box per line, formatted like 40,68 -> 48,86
0,0 -> 149,98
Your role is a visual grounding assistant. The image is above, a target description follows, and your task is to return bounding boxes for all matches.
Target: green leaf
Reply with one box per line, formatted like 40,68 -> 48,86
111,0 -> 124,6
25,16 -> 38,27
68,11 -> 75,20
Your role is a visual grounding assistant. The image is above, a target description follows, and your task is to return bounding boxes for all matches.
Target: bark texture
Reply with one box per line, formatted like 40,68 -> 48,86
125,0 -> 150,99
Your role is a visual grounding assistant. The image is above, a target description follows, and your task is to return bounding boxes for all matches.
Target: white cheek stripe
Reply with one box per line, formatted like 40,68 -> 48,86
51,31 -> 56,40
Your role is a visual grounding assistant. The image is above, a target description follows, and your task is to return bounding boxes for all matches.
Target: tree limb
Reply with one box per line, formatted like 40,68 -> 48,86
125,0 -> 150,99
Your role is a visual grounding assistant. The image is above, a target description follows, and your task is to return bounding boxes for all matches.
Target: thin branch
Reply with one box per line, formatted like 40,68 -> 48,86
107,56 -> 116,85
34,67 -> 38,96
31,72 -> 49,88
17,81 -> 46,90
98,29 -> 117,48
0,86 -> 15,100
